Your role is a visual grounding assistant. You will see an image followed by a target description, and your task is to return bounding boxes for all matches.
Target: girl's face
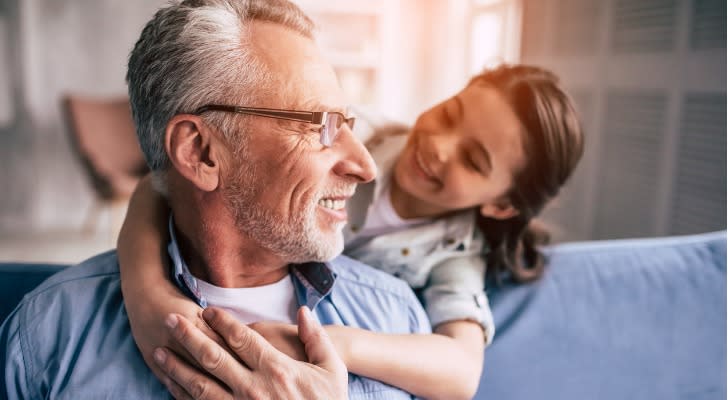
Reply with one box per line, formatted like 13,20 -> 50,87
393,83 -> 527,219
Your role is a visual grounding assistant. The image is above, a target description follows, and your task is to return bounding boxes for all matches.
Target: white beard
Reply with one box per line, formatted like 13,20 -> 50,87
224,162 -> 344,263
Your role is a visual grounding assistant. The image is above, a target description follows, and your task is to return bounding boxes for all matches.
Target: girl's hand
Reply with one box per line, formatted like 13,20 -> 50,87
125,284 -> 222,381
247,321 -> 307,361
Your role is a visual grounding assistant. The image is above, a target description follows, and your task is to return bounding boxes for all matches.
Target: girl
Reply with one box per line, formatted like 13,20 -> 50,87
118,64 -> 584,399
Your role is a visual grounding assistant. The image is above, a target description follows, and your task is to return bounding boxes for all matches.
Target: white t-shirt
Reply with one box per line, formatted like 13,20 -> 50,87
195,274 -> 297,324
355,184 -> 430,241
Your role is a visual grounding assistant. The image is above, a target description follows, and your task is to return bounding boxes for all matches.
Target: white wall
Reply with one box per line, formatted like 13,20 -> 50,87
392,0 -> 472,122
523,0 -> 726,240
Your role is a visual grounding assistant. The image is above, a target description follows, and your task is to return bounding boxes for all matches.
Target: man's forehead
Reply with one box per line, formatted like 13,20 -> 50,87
245,22 -> 347,112
285,59 -> 347,111
264,81 -> 347,112
299,97 -> 348,114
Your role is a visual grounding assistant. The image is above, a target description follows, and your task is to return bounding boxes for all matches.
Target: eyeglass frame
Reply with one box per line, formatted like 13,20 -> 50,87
193,104 -> 355,147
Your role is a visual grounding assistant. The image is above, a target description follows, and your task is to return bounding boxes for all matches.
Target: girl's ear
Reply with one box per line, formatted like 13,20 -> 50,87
480,200 -> 519,220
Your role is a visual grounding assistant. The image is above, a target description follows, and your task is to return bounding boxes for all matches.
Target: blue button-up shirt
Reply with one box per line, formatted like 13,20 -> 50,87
2,235 -> 431,398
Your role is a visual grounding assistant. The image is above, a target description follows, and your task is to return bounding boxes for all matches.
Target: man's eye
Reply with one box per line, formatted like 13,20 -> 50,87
282,123 -> 320,144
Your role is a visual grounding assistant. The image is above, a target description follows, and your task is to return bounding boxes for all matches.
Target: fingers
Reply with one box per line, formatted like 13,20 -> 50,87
140,350 -> 175,390
163,313 -> 253,392
153,347 -> 233,400
297,306 -> 347,375
193,308 -> 227,346
164,311 -> 209,370
167,309 -> 227,370
163,374 -> 195,400
202,307 -> 281,370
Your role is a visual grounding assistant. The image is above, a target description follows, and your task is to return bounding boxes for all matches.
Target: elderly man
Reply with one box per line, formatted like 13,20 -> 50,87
0,0 -> 430,399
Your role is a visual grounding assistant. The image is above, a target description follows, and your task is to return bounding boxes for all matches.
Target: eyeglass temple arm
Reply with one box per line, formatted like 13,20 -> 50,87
194,105 -> 326,125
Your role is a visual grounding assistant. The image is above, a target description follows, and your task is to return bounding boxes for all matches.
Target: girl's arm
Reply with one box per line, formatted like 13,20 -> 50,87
250,320 -> 484,400
251,256 -> 490,400
331,253 -> 490,399
117,175 -> 208,376
330,321 -> 485,400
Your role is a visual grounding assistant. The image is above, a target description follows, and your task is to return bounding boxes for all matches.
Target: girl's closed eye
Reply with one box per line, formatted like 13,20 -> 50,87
441,104 -> 454,127
464,150 -> 483,174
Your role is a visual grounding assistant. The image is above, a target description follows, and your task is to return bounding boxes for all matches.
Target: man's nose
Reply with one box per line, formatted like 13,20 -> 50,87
332,127 -> 377,183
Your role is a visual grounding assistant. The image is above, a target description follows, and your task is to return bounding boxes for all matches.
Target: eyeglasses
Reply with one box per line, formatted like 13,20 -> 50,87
193,104 -> 355,147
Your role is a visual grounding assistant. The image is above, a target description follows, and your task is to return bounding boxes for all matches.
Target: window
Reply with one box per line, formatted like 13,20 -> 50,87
468,0 -> 522,74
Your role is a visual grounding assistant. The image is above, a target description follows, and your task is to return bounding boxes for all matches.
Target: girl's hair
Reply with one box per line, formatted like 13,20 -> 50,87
470,65 -> 584,283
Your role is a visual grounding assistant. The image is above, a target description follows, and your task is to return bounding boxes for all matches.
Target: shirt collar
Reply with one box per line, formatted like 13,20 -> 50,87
167,216 -> 338,310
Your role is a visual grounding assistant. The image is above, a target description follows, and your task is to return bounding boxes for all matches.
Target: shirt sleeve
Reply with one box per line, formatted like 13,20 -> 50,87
1,307 -> 35,400
421,254 -> 496,346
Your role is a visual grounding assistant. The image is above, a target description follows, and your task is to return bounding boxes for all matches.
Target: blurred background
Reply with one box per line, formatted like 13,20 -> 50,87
0,0 -> 725,263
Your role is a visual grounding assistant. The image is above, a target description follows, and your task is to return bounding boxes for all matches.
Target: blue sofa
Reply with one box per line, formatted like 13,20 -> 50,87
1,231 -> 725,399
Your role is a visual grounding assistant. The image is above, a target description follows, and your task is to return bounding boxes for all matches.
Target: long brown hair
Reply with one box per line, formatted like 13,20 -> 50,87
472,65 -> 584,283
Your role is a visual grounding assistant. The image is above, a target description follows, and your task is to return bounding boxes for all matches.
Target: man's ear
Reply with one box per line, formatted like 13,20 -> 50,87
480,199 -> 519,220
164,114 -> 221,192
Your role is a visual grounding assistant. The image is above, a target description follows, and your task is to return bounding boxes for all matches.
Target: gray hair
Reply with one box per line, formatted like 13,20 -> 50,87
126,0 -> 315,191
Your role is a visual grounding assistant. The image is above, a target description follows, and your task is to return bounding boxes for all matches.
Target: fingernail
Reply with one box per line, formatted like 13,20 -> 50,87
153,348 -> 167,364
165,314 -> 178,329
202,307 -> 216,320
301,306 -> 316,323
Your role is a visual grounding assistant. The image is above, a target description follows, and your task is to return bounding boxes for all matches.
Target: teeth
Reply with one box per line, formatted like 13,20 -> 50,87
318,198 -> 346,210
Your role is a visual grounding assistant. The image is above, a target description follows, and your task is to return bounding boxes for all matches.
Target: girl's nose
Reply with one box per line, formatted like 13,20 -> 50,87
432,133 -> 457,164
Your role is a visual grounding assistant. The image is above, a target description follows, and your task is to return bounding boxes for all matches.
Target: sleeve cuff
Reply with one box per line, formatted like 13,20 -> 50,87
425,291 -> 496,347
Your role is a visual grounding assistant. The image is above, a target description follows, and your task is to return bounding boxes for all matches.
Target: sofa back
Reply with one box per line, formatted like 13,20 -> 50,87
477,231 -> 726,399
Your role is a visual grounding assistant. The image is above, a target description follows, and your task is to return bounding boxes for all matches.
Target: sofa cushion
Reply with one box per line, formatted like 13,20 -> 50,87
476,231 -> 726,399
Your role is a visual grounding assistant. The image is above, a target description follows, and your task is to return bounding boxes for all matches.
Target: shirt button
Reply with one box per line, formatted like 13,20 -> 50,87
445,238 -> 456,246
401,248 -> 410,256
350,225 -> 359,233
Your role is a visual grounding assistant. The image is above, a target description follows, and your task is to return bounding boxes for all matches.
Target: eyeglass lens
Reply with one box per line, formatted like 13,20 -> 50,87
320,113 -> 355,147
